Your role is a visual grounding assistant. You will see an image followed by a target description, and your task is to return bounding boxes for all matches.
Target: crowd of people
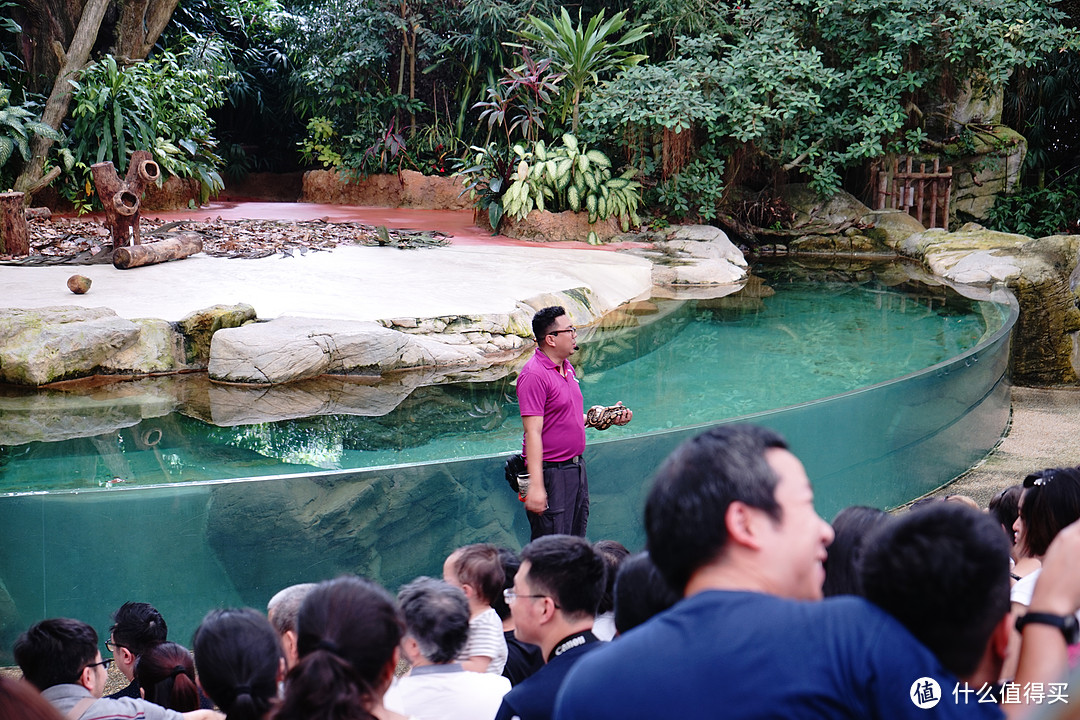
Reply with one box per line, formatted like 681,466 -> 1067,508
4,423 -> 1080,720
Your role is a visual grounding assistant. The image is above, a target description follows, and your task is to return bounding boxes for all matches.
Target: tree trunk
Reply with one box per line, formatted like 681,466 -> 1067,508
11,0 -> 85,96
0,192 -> 30,256
112,234 -> 203,269
91,150 -> 160,246
116,0 -> 181,61
13,0 -> 111,200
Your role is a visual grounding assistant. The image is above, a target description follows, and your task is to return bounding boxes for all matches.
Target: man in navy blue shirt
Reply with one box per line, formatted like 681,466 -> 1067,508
494,535 -> 606,720
555,425 -> 1012,720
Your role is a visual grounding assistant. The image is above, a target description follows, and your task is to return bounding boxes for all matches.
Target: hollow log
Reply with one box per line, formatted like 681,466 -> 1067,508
112,233 -> 203,269
91,150 -> 161,247
0,191 -> 30,256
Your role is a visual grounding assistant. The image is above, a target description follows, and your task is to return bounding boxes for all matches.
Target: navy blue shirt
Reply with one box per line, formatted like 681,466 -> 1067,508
495,631 -> 600,720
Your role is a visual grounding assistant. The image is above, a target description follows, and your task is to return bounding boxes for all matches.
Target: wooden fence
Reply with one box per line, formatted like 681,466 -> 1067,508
875,157 -> 953,229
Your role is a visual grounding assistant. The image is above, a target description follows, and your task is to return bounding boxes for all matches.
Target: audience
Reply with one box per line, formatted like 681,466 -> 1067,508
494,535 -> 606,720
494,547 -> 544,686
384,577 -> 510,720
270,575 -> 406,720
134,641 -> 200,712
106,601 -> 168,699
12,617 -> 220,720
611,551 -> 679,636
591,540 -> 629,641
443,543 -> 508,674
553,424 -> 1005,719
821,505 -> 890,597
193,608 -> 285,720
267,583 -> 317,671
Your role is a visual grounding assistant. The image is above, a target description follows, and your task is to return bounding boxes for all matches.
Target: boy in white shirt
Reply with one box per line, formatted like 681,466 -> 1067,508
443,543 -> 508,674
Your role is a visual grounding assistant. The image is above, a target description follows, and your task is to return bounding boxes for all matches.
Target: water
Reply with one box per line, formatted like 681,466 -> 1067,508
0,263 -> 1002,495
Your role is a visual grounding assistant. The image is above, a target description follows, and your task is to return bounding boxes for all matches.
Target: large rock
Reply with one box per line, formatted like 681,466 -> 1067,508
944,126 -> 1026,225
0,306 -> 140,385
895,224 -> 1080,384
625,224 -> 748,286
208,316 -> 509,385
100,318 -> 187,375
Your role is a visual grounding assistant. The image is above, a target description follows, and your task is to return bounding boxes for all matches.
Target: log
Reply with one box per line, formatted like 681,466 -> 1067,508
112,234 -> 203,269
0,191 -> 30,256
91,151 -> 160,247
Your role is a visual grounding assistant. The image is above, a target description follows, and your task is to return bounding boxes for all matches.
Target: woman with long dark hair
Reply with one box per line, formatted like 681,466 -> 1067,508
270,576 -> 408,720
193,608 -> 284,720
134,641 -> 199,712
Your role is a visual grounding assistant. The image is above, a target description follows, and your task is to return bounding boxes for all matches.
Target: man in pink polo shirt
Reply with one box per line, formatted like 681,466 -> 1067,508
517,306 -> 631,539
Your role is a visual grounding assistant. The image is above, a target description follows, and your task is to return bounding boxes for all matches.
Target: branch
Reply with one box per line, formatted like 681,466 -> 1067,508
781,138 -> 826,172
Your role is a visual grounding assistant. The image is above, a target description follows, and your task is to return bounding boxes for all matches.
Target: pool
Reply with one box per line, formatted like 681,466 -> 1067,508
0,260 -> 1016,661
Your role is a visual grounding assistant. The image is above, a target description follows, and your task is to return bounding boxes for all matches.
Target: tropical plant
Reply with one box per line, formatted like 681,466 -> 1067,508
654,155 -> 726,221
985,172 -> 1080,238
474,50 -> 564,147
457,142 -> 513,231
500,133 -> 643,230
59,48 -> 227,209
517,8 -> 650,133
0,87 -> 60,185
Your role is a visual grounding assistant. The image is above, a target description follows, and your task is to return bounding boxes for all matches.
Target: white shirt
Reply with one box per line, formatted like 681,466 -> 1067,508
383,663 -> 510,720
457,607 -> 508,674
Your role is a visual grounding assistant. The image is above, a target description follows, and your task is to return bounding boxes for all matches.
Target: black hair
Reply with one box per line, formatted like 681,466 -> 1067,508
987,485 -> 1023,548
645,424 -> 787,591
519,535 -> 606,620
0,677 -> 66,720
613,552 -> 680,635
13,618 -> 99,691
271,576 -> 404,720
493,547 -> 521,622
110,601 -> 167,656
861,503 -> 1011,678
134,641 -> 199,712
593,540 -> 630,615
396,577 -> 470,664
822,506 -> 891,597
193,608 -> 283,720
451,544 -> 504,606
531,306 -> 566,342
1019,466 -> 1080,558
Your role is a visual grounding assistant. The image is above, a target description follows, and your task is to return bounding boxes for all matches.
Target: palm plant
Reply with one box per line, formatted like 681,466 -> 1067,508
517,8 -> 650,133
0,87 -> 60,185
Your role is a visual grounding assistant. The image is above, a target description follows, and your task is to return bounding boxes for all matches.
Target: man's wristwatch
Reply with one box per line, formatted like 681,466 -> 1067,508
1015,612 -> 1080,644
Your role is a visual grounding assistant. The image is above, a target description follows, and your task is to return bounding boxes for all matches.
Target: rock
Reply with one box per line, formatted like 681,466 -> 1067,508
208,316 -> 509,385
142,174 -> 202,211
0,306 -> 140,385
938,126 -> 1026,225
100,318 -> 187,375
857,210 -> 927,249
668,225 -> 729,243
789,234 -> 889,254
67,275 -> 92,294
652,258 -> 747,286
482,209 -> 623,243
779,184 -> 873,227
178,303 -> 257,367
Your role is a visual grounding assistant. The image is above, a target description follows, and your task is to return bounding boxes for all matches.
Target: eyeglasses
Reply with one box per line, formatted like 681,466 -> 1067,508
85,658 -> 113,672
503,588 -> 560,608
104,640 -> 125,652
548,326 -> 577,337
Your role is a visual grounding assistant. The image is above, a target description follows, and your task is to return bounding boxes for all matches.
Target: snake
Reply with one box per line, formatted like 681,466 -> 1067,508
586,404 -> 629,431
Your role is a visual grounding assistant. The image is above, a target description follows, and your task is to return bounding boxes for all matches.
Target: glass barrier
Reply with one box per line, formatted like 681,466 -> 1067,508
0,287 -> 1016,664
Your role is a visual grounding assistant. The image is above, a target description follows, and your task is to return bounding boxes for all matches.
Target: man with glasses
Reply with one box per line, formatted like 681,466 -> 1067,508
105,601 -> 167,699
517,306 -> 631,539
494,535 -> 606,720
13,617 -> 221,720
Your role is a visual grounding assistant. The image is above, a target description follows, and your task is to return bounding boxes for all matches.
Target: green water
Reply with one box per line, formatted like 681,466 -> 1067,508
0,265 -> 1002,495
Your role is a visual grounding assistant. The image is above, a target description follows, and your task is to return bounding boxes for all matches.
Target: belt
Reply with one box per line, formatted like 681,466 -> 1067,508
544,455 -> 582,469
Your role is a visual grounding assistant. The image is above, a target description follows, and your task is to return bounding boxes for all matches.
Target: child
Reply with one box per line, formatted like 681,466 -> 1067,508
443,543 -> 508,674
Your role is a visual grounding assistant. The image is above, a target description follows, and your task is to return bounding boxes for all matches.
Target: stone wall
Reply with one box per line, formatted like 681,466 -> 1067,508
939,125 -> 1027,227
301,170 -> 471,209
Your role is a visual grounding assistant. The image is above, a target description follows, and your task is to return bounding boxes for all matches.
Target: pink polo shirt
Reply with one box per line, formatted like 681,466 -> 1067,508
517,348 -> 586,461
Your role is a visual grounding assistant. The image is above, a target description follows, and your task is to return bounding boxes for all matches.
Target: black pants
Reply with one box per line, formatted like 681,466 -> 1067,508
527,459 -> 589,540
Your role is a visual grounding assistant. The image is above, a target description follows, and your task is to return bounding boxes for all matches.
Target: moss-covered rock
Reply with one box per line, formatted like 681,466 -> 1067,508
178,303 -> 257,367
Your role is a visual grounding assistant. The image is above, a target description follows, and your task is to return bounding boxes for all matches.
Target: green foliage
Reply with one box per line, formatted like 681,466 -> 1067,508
517,8 -> 650,132
60,49 -> 227,210
985,173 -> 1080,238
1004,49 -> 1080,183
500,134 -> 643,231
654,155 -> 726,221
474,50 -> 564,147
0,87 -> 60,188
457,142 -> 512,231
